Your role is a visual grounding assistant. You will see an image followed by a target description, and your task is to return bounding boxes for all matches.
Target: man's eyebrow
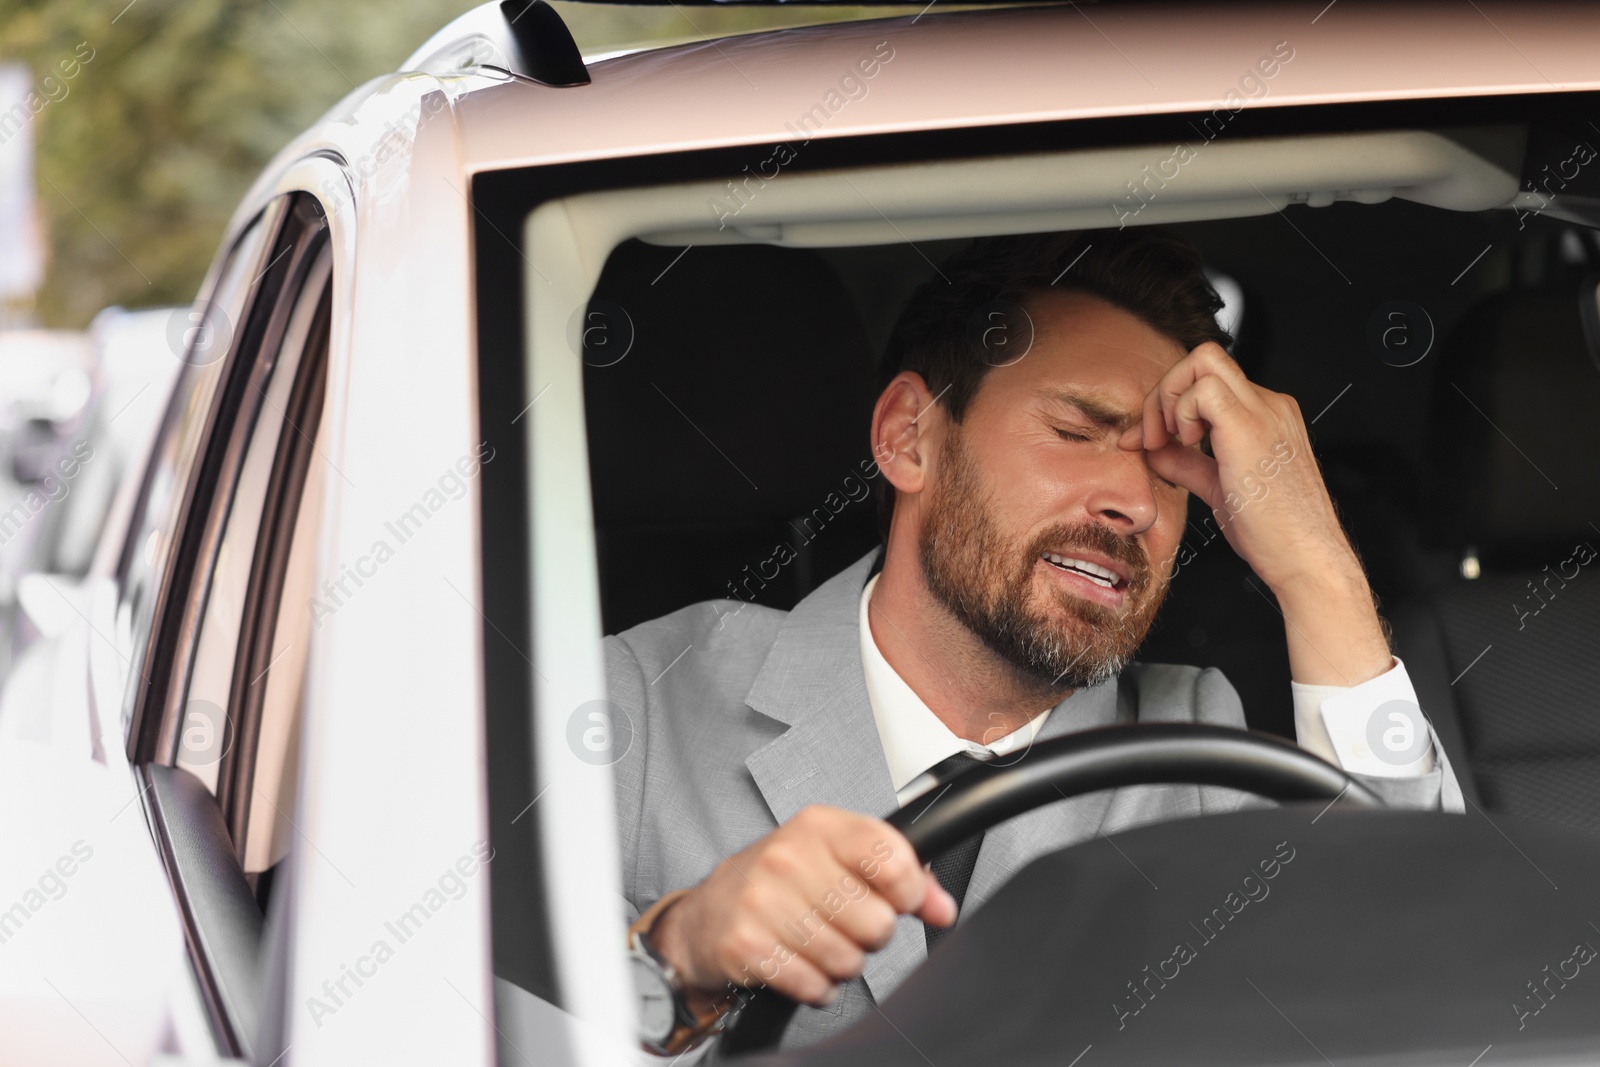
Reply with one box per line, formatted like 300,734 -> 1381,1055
1039,388 -> 1140,432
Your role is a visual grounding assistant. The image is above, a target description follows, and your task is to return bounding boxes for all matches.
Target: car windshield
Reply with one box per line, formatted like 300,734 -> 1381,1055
476,95 -> 1600,1062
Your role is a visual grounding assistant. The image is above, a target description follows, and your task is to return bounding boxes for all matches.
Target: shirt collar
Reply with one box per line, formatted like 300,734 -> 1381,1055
858,573 -> 1053,799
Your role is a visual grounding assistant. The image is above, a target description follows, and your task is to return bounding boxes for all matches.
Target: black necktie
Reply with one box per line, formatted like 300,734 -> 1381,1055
914,752 -> 989,950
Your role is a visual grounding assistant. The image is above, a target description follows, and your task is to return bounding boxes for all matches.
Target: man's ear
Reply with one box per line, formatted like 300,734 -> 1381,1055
871,371 -> 938,497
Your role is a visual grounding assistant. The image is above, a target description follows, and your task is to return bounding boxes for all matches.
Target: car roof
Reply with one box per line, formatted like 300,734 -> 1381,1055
231,0 -> 1597,243
448,0 -> 1600,174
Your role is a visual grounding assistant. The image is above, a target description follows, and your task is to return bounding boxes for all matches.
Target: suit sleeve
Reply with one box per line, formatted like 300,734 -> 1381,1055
1344,737 -> 1463,812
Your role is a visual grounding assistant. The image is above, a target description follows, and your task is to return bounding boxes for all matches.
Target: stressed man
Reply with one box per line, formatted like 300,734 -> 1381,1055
609,228 -> 1462,1055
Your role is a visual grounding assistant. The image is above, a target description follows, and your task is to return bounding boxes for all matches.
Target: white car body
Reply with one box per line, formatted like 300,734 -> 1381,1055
4,1 -> 1600,1063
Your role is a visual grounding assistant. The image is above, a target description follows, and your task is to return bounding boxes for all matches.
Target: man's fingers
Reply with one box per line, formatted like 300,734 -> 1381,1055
659,807 -> 965,1004
914,869 -> 958,928
694,807 -> 965,1007
757,949 -> 840,1008
1142,372 -> 1175,451
824,816 -> 926,915
1145,442 -> 1220,509
824,887 -> 901,952
777,911 -> 870,983
1144,342 -> 1247,451
1171,374 -> 1243,447
718,885 -> 847,1005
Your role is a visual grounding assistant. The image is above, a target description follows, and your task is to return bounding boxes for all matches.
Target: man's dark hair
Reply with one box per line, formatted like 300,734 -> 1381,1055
873,227 -> 1233,537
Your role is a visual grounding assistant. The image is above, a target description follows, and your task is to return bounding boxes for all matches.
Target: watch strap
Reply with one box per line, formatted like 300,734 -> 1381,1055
628,889 -> 690,949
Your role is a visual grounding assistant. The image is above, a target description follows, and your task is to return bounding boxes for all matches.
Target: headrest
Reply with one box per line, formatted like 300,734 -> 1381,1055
584,240 -> 878,527
1424,274 -> 1600,561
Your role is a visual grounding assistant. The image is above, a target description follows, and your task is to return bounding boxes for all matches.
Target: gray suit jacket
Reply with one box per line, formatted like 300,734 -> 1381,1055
606,550 -> 1458,1049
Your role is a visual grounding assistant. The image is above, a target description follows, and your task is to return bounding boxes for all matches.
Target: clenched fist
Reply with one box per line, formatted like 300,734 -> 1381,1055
649,805 -> 956,1008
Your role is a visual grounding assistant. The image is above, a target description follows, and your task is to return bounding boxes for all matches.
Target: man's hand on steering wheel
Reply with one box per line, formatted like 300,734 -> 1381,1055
649,805 -> 956,1011
1118,342 -> 1393,689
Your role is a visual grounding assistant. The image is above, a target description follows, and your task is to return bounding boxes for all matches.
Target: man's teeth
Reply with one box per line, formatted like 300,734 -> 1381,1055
1043,552 -> 1119,588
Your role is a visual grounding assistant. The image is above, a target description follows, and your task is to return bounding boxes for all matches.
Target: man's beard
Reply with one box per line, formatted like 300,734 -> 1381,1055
918,426 -> 1169,692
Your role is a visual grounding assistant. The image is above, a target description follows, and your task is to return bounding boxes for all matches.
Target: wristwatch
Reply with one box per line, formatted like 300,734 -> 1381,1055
627,928 -> 680,1052
626,890 -> 744,1055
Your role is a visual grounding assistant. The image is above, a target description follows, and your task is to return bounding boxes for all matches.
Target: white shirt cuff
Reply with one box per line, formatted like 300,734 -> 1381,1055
1291,657 -> 1436,778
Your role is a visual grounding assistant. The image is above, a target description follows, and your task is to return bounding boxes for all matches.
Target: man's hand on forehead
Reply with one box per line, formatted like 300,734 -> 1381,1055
1115,341 -> 1344,586
1116,342 -> 1299,522
1116,341 -> 1394,688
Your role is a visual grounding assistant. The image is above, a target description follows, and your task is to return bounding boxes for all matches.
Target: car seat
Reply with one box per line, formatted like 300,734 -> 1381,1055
1393,271 -> 1600,827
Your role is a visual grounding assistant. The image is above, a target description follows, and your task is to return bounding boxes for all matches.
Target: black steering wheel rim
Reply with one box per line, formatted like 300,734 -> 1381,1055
884,722 -> 1383,854
719,723 -> 1382,1056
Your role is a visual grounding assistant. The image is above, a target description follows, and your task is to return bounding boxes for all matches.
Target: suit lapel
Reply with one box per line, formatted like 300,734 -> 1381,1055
742,551 -> 892,826
741,550 -> 928,1000
742,673 -> 897,830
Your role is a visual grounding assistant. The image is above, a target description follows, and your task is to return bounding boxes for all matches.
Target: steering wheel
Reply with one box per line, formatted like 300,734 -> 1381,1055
719,722 -> 1383,1055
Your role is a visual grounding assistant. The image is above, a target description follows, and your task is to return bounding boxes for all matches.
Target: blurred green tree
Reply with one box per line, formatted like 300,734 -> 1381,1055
0,0 -> 915,327
2,0 -> 484,326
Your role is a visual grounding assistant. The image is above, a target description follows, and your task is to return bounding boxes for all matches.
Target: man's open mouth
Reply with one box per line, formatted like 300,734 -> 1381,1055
1042,552 -> 1128,590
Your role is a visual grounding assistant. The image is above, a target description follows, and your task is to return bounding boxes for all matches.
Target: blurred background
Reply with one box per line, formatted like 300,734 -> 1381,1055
0,0 -> 914,328
0,0 -> 904,683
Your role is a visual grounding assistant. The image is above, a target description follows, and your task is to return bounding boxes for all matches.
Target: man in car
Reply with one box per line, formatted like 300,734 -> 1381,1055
609,227 -> 1463,1054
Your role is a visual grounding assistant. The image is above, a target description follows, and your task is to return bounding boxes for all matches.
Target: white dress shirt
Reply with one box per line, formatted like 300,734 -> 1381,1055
857,574 -> 1433,808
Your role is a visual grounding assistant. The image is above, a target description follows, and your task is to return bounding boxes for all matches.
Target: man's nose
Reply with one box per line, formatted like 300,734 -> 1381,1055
1085,450 -> 1161,535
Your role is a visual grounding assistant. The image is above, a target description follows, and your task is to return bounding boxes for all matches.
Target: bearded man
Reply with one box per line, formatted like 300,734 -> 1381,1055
609,228 -> 1462,1056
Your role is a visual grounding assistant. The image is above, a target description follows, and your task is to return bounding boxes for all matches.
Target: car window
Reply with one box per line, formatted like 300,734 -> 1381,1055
179,241 -> 331,800
478,103 -> 1600,1054
204,245 -> 331,885
170,227 -> 331,899
114,204 -> 279,745
135,194 -> 329,766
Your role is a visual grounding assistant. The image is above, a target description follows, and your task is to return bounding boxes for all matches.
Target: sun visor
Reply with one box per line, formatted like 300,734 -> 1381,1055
577,129 -> 1526,250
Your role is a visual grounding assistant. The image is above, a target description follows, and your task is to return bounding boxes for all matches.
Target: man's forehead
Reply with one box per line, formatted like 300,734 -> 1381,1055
1036,386 -> 1142,431
1023,289 -> 1186,372
982,291 -> 1183,410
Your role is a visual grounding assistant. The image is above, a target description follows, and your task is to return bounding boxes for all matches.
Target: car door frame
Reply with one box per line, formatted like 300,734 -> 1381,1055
124,187 -> 340,1059
261,85 -> 498,1067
